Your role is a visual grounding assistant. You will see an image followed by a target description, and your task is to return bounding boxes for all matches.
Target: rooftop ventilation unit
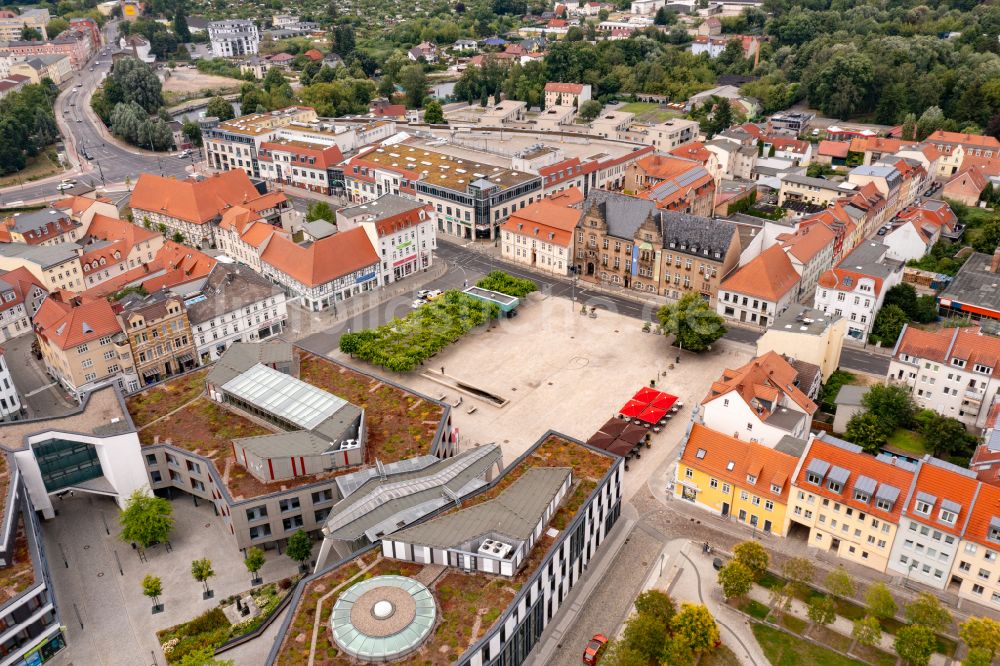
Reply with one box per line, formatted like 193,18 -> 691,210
478,538 -> 513,559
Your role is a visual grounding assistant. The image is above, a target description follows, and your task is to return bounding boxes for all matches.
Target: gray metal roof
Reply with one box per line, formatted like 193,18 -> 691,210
853,475 -> 877,495
205,340 -> 294,387
774,435 -> 808,457
806,459 -> 830,478
939,252 -> 1000,315
222,363 -> 347,431
839,241 -> 903,280
875,483 -> 900,503
940,498 -> 962,514
834,385 -> 867,407
827,465 -> 850,485
339,194 -> 427,223
771,305 -> 841,337
323,444 -> 503,543
583,190 -> 656,240
915,491 -> 937,506
989,516 -> 1000,533
764,407 -> 806,432
183,265 -> 283,326
0,241 -> 79,269
388,467 -> 571,548
234,429 -> 357,458
781,174 -> 855,191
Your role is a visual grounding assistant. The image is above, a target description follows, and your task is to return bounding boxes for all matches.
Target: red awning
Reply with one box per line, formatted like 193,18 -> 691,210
619,400 -> 647,419
632,387 -> 660,404
652,393 -> 678,410
638,406 -> 667,424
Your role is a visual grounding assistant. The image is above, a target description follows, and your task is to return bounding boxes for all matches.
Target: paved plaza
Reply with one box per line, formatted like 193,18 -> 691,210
327,291 -> 753,501
43,494 -> 306,666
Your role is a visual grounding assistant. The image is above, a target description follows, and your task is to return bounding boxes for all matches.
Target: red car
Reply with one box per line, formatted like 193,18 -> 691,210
582,633 -> 608,665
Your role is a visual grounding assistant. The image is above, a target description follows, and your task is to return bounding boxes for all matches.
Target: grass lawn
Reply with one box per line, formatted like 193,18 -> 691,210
850,643 -> 898,666
0,149 -> 66,187
752,623 -> 866,666
618,101 -> 659,114
833,597 -> 867,622
886,429 -> 925,456
701,644 -> 741,666
780,613 -> 807,635
757,572 -> 784,590
737,598 -> 770,620
810,624 -> 852,653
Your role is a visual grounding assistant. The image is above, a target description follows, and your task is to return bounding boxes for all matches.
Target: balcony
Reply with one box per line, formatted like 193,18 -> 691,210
965,389 -> 983,402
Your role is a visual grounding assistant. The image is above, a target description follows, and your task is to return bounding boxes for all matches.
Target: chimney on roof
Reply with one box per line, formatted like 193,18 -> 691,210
992,248 -> 1000,274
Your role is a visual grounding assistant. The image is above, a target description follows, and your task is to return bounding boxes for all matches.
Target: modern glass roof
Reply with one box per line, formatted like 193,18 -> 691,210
220,363 -> 347,431
330,576 -> 436,660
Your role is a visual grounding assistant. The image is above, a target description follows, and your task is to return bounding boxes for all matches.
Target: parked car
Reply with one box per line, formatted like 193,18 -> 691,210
582,634 -> 608,665
418,289 -> 443,300
411,298 -> 427,309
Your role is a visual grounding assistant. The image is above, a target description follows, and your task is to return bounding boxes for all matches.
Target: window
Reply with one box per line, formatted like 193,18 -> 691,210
249,524 -> 271,540
960,561 -> 971,572
722,483 -> 731,494
915,500 -> 933,515
279,498 -> 300,513
311,489 -> 333,503
685,468 -> 693,479
974,584 -> 985,595
940,509 -> 957,525
246,506 -> 267,521
770,483 -> 782,494
747,474 -> 757,485
709,478 -> 718,489
806,472 -> 823,485
764,500 -> 774,511
854,490 -> 870,503
828,480 -> 842,493
740,490 -> 749,501
282,515 -> 304,531
979,569 -> 991,581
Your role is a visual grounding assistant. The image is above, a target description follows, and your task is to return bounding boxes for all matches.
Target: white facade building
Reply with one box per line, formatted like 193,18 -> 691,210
0,350 -> 22,422
208,20 -> 260,58
336,195 -> 437,286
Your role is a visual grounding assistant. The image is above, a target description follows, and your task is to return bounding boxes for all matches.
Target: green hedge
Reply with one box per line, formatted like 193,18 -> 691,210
158,583 -> 286,663
339,291 -> 500,372
475,271 -> 538,298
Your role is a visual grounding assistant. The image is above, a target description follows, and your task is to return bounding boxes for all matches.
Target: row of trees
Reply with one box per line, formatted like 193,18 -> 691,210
92,57 -> 177,151
718,540 -> 1000,666
602,589 -> 720,665
0,82 -> 59,176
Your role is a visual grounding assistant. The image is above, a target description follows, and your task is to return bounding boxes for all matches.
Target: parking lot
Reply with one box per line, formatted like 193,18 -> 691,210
327,292 -> 753,501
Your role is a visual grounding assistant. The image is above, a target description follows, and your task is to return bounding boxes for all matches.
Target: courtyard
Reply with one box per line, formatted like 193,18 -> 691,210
327,292 -> 753,501
43,493 -> 306,666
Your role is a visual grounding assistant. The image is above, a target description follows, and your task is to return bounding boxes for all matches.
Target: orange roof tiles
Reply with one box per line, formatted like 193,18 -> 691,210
895,326 -> 1000,379
502,197 -> 582,247
544,82 -> 584,94
778,223 -> 835,264
719,245 -> 799,302
817,267 -> 884,296
796,436 -> 916,522
818,140 -> 850,158
261,227 -> 378,287
848,136 -> 903,155
905,459 -> 981,537
634,154 -> 700,181
703,350 -> 817,416
926,131 -> 1000,150
130,170 -> 269,226
259,140 -> 344,170
34,296 -> 122,350
668,141 -> 713,164
963,482 -> 1000,548
680,423 -> 799,503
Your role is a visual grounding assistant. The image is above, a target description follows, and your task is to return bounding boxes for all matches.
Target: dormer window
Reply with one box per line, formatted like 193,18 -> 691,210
854,490 -> 870,503
828,480 -> 843,493
876,497 -> 893,511
940,509 -> 957,525
915,492 -> 935,516
770,483 -> 782,494
951,358 -> 966,368
974,363 -> 993,375
989,518 -> 1000,543
747,474 -> 757,485
939,499 -> 961,525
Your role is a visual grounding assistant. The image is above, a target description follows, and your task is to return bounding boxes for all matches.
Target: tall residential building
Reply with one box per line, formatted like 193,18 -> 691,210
33,297 -> 136,399
116,290 -> 197,388
336,195 -> 437,285
0,349 -> 22,421
207,19 -> 259,57
0,8 -> 49,42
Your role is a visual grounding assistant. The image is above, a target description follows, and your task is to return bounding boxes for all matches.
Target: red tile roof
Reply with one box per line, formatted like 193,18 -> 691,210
817,267 -> 884,296
680,423 -> 799,503
259,140 -> 344,170
895,326 -> 1000,379
668,141 -> 713,164
719,245 -> 799,302
795,436 -> 916,522
544,82 -> 585,94
964,482 -> 1000,546
130,170 -> 268,226
261,227 -> 378,287
703,350 -> 817,416
926,131 -> 1000,150
502,197 -> 582,247
778,223 -> 835,264
34,297 -> 122,350
905,459 -> 981,537
818,140 -> 850,158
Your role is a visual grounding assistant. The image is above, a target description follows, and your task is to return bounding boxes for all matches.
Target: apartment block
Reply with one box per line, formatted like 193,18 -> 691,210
116,290 -> 197,388
208,20 -> 259,57
336,195 -> 437,285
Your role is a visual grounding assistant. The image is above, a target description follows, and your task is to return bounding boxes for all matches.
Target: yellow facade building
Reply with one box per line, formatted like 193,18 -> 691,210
675,423 -> 800,537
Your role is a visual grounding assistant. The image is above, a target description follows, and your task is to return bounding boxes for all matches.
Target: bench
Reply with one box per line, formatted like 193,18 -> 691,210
467,406 -> 478,415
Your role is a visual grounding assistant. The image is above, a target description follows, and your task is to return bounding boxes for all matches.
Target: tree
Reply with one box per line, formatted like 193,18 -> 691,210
206,96 -> 235,122
654,6 -> 673,25
670,603 -> 720,657
633,589 -> 676,627
717,561 -> 753,601
916,106 -> 946,141
262,67 -> 287,94
865,582 -> 897,621
579,99 -> 602,121
621,612 -> 668,664
965,648 -> 994,666
245,546 -> 265,583
961,617 -> 1000,662
306,201 -> 334,222
845,411 -> 890,454
895,623 -> 937,666
20,26 -> 42,41
191,558 -> 215,597
918,410 -> 976,457
424,99 -> 445,124
883,283 -> 918,320
781,557 -> 814,589
870,304 -> 909,346
182,121 -> 202,147
119,489 -> 174,549
46,18 -> 69,37
173,10 -> 191,42
656,292 -> 726,352
862,384 -> 917,431
768,583 -> 792,613
825,567 -> 856,599
142,574 -> 163,610
102,57 -> 163,114
286,530 -> 312,570
904,592 -> 952,634
852,615 -> 882,648
807,49 -> 876,119
808,596 -> 836,628
732,541 -> 768,581
399,64 -> 428,108
171,231 -> 185,244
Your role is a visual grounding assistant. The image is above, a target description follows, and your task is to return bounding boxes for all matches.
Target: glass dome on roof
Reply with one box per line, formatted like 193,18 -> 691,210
330,575 -> 436,661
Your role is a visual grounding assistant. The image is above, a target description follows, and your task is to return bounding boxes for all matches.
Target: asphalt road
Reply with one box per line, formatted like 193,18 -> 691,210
298,238 -> 892,376
0,20 -> 190,206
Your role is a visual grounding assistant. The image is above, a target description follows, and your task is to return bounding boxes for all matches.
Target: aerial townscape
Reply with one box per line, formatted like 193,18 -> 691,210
3,0 -> 1000,666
